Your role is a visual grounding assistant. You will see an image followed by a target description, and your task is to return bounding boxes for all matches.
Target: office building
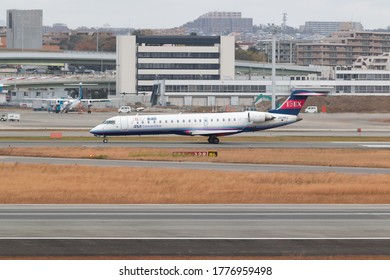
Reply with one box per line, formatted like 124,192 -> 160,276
116,35 -> 235,100
6,9 -> 43,50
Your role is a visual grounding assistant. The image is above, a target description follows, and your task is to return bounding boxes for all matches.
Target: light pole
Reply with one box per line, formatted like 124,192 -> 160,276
96,27 -> 99,52
269,23 -> 280,110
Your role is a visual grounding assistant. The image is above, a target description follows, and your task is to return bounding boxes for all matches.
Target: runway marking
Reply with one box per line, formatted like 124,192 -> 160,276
1,237 -> 390,240
361,145 -> 390,148
2,212 -> 390,216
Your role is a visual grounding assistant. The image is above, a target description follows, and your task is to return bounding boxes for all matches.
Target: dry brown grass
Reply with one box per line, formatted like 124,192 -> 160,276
2,146 -> 390,168
1,162 -> 390,204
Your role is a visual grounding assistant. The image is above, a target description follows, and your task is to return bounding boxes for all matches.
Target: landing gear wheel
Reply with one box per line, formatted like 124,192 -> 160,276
208,136 -> 220,144
103,138 -> 108,143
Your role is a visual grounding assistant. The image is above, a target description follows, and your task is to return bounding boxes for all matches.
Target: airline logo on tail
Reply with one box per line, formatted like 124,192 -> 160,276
280,100 -> 304,110
269,90 -> 324,115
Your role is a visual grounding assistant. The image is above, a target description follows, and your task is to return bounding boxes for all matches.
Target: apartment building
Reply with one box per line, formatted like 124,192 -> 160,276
296,30 -> 390,66
256,40 -> 297,64
182,12 -> 253,35
353,53 -> 390,70
301,21 -> 363,36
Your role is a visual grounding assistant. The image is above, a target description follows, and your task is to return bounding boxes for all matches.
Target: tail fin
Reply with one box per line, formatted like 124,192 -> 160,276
78,82 -> 83,100
268,89 -> 322,115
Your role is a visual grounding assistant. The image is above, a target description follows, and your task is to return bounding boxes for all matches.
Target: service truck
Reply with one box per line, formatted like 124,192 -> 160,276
0,113 -> 20,121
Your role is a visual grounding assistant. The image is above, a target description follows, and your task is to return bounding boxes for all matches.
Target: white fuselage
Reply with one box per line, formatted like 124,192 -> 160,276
90,111 -> 300,138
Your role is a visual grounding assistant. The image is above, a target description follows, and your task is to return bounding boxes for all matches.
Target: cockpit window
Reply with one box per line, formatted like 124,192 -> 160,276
103,120 -> 116,125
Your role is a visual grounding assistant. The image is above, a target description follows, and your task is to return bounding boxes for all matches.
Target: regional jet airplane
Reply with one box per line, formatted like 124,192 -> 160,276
26,82 -> 111,113
90,90 -> 322,144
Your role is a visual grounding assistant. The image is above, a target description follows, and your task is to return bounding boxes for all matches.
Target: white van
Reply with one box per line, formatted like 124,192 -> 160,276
118,106 -> 131,113
304,106 -> 318,113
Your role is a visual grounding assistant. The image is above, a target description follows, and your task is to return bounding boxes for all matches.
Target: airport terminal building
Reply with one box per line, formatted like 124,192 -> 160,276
116,35 -> 235,97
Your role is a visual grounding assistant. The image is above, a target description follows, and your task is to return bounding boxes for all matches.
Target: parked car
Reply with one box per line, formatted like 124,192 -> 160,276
304,106 -> 318,113
118,106 -> 131,113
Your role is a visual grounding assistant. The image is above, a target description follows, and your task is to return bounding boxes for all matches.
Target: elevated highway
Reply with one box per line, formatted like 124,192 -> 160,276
0,73 -> 116,89
0,50 -> 116,67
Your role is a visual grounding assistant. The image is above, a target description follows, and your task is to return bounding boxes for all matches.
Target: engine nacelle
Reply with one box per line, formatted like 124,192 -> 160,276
248,111 -> 275,123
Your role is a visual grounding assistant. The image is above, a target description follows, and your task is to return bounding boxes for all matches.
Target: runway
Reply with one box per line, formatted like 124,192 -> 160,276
2,204 -> 390,239
1,111 -> 390,137
2,155 -> 390,174
2,139 -> 390,149
1,204 -> 390,257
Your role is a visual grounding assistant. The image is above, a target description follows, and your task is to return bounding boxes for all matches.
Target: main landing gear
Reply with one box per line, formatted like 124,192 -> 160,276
208,136 -> 220,144
103,137 -> 108,143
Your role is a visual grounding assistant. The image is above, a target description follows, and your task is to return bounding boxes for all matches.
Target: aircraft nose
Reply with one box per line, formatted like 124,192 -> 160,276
89,125 -> 100,135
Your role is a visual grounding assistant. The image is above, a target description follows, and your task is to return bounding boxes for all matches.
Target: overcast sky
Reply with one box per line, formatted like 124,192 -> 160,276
1,0 -> 389,30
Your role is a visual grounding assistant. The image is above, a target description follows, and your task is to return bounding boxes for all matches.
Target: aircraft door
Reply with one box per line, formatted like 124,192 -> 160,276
203,117 -> 208,127
120,116 -> 128,132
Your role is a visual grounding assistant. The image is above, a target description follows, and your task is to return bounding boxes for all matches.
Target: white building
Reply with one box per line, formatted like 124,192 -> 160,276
353,53 -> 390,70
152,67 -> 390,107
116,35 -> 235,103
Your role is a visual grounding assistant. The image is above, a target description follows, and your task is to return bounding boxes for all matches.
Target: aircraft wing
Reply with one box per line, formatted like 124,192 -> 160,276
80,98 -> 112,103
187,129 -> 242,136
23,97 -> 72,101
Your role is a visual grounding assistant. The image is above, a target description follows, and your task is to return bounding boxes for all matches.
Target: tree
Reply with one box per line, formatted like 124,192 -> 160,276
59,33 -> 116,52
235,47 -> 267,62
